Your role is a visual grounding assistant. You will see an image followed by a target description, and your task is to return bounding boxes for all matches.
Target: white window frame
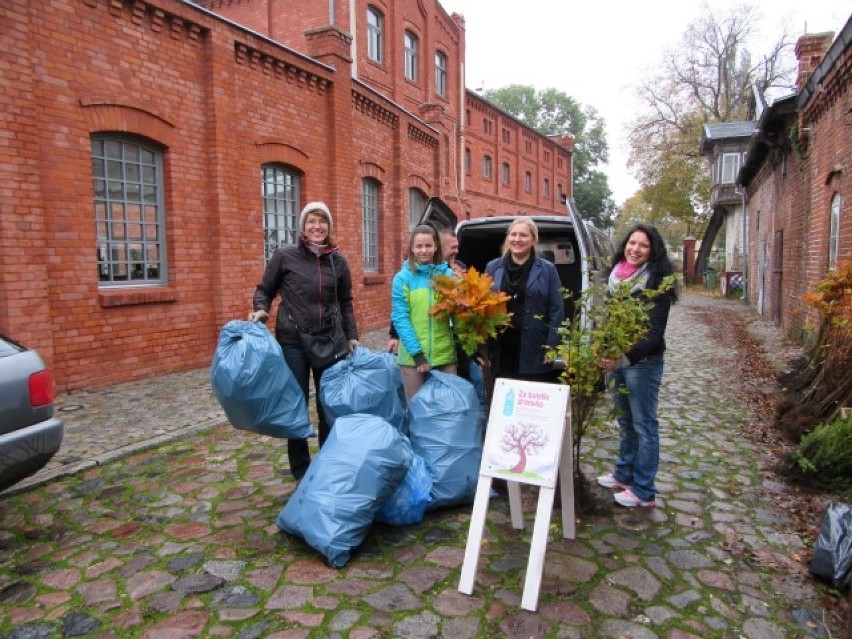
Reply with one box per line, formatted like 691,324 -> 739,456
501,162 -> 510,185
367,7 -> 383,63
404,31 -> 418,82
524,171 -> 532,192
720,152 -> 740,184
829,193 -> 842,270
362,178 -> 379,272
92,135 -> 167,286
435,51 -> 447,97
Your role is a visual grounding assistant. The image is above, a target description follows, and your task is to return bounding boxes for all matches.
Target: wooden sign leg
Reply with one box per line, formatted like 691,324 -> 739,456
507,480 -> 524,529
458,475 -> 494,595
559,412 -> 575,539
520,486 -> 556,611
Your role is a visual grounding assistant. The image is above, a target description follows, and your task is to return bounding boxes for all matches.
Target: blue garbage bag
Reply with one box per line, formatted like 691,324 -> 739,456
468,358 -> 487,421
276,414 -> 412,568
211,320 -> 312,439
320,347 -> 406,432
375,350 -> 407,412
375,453 -> 433,526
408,371 -> 483,510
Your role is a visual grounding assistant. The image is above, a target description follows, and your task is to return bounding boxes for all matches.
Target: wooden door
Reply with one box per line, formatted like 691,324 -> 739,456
771,230 -> 783,326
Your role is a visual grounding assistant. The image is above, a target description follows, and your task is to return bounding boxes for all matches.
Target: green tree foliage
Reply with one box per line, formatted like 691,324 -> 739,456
626,4 -> 794,254
618,190 -> 694,252
483,85 -> 616,228
791,415 -> 852,492
550,276 -> 675,494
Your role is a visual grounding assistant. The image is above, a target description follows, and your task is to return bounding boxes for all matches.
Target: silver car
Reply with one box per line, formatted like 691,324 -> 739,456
0,334 -> 64,492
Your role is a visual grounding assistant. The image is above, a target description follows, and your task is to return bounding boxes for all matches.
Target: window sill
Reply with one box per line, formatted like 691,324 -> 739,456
98,287 -> 178,307
363,274 -> 386,286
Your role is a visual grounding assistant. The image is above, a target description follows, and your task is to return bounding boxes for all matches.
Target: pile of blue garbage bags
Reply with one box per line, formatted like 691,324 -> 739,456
211,321 -> 485,567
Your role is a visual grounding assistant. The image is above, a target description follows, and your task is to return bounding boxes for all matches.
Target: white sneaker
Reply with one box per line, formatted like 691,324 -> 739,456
614,488 -> 655,508
596,473 -> 628,489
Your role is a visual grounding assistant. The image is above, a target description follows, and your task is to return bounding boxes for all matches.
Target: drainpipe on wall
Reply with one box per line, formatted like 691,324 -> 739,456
349,0 -> 357,78
736,186 -> 748,303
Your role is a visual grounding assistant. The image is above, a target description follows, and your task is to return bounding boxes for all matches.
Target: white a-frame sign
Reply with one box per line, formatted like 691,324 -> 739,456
458,378 -> 574,611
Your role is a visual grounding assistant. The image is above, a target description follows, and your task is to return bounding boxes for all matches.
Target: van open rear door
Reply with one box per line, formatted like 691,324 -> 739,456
564,197 -> 593,327
419,197 -> 458,232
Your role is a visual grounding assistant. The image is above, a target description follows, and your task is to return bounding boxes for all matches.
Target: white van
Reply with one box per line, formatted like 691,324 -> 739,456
422,197 -> 613,323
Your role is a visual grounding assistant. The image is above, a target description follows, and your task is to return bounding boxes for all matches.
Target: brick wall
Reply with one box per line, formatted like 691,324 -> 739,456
462,94 -> 571,219
744,147 -> 808,337
745,26 -> 851,342
0,0 -> 572,391
798,30 -> 852,336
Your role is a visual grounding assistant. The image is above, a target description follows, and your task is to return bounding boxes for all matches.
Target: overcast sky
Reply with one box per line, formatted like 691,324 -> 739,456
439,0 -> 851,206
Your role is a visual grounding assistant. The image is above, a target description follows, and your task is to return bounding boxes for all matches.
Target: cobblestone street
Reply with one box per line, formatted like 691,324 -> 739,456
0,291 -> 843,638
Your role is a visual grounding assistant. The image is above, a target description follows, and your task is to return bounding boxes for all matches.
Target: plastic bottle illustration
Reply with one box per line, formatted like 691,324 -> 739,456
503,388 -> 515,416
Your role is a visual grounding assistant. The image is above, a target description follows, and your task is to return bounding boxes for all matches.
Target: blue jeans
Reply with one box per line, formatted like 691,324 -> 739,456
281,343 -> 330,480
606,355 -> 665,502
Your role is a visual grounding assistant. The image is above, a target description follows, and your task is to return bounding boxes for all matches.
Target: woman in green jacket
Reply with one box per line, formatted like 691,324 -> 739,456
391,224 -> 457,402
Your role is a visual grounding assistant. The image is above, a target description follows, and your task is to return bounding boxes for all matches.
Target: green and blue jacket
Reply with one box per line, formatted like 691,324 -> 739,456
391,260 -> 456,368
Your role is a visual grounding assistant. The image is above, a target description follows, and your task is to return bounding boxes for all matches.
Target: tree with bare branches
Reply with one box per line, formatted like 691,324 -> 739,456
627,3 -> 795,274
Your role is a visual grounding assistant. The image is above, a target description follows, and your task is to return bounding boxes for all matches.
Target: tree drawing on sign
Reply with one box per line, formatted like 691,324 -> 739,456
501,422 -> 549,473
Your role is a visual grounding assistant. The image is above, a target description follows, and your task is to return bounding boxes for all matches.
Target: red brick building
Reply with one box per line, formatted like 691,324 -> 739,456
0,0 -> 571,391
739,20 -> 851,340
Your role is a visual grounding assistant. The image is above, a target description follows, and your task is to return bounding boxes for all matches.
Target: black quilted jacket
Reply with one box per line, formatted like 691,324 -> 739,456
252,237 -> 358,346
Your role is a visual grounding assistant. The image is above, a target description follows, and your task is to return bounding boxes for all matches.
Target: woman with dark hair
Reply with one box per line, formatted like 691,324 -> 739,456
391,224 -> 457,402
596,223 -> 678,508
249,202 -> 359,480
485,216 -> 564,383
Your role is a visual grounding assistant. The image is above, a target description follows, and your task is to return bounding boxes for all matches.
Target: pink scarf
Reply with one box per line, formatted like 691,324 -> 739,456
613,260 -> 640,280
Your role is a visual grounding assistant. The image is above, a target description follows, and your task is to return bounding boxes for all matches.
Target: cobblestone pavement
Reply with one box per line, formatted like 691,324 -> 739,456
0,292 -> 842,638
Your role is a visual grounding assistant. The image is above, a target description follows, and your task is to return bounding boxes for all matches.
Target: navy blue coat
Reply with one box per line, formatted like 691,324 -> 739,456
485,256 -> 564,375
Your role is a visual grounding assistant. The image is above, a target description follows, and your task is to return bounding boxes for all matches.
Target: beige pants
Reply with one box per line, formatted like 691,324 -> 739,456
400,364 -> 457,403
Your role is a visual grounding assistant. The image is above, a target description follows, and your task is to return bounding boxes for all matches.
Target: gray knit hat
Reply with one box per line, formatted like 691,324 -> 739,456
299,201 -> 333,235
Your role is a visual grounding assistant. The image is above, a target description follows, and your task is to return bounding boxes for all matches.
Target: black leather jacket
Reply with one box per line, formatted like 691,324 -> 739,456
252,237 -> 358,346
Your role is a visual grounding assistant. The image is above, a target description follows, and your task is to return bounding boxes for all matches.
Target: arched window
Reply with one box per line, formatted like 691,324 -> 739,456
482,155 -> 492,179
367,7 -> 384,63
404,31 -> 418,81
434,51 -> 447,96
363,178 -> 380,271
261,164 -> 301,259
92,135 -> 166,285
829,193 -> 842,270
408,187 -> 427,232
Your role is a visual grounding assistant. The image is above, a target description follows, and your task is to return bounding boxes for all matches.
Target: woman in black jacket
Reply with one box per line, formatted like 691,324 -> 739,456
596,223 -> 677,508
249,202 -> 359,480
485,217 -> 564,383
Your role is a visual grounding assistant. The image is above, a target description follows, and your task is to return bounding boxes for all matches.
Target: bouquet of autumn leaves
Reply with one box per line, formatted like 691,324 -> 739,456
429,267 -> 512,365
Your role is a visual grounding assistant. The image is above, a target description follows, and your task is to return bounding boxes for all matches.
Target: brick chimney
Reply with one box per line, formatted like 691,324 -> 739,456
794,32 -> 834,90
549,134 -> 574,152
305,26 -> 353,70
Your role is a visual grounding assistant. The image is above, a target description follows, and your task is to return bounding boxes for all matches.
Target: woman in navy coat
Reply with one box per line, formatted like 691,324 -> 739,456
485,217 -> 564,383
